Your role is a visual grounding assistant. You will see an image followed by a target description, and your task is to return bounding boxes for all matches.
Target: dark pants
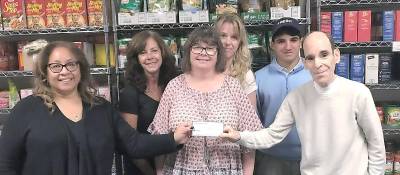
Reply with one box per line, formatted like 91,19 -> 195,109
254,151 -> 301,175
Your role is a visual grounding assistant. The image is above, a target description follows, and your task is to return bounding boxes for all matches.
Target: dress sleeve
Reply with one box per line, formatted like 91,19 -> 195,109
112,102 -> 179,158
118,86 -> 139,115
355,86 -> 385,175
147,81 -> 175,135
242,70 -> 257,95
0,97 -> 34,175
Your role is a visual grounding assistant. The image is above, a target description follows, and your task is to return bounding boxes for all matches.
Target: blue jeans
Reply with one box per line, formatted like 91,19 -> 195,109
254,151 -> 301,175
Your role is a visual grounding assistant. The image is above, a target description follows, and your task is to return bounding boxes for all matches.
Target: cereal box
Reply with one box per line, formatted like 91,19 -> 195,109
65,0 -> 87,27
45,0 -> 66,28
1,0 -> 26,30
87,0 -> 103,26
26,0 -> 46,29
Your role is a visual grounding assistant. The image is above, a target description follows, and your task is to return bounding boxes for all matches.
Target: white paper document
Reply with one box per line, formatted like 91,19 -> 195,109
192,122 -> 224,137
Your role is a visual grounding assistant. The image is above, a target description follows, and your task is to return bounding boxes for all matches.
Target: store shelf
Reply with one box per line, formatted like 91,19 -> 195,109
117,18 -> 309,35
321,0 -> 400,11
383,125 -> 400,138
0,27 -> 107,41
0,108 -> 10,115
335,41 -> 393,53
367,81 -> 400,90
0,68 -> 111,77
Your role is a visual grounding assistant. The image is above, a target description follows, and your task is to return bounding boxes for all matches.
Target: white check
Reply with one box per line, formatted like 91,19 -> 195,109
192,121 -> 224,137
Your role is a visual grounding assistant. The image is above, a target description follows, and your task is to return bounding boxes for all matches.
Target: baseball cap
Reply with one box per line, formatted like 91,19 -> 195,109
272,17 -> 301,40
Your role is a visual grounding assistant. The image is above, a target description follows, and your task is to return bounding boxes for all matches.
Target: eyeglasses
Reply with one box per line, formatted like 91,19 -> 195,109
47,61 -> 79,73
191,46 -> 217,56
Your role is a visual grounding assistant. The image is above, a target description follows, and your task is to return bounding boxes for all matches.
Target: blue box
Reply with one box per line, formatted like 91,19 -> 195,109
332,12 -> 343,42
336,53 -> 350,79
350,54 -> 365,83
383,11 -> 394,41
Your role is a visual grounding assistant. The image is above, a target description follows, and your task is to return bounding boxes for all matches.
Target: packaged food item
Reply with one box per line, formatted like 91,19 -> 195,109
0,41 -> 18,71
386,141 -> 395,175
181,0 -> 202,11
95,44 -> 115,67
209,0 -> 238,15
1,0 -> 26,30
119,0 -> 142,13
117,38 -> 131,69
0,91 -> 9,109
8,79 -> 20,108
147,0 -> 170,12
65,0 -> 87,27
394,151 -> 400,175
384,105 -> 400,127
26,0 -> 46,29
22,39 -> 48,71
87,0 -> 103,26
20,89 -> 33,99
45,0 -> 66,28
376,106 -> 385,124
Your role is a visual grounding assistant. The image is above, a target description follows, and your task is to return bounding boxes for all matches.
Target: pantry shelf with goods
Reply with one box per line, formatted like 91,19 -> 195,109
0,0 -> 116,129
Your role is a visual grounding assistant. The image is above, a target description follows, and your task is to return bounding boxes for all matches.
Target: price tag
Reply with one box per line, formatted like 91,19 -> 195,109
392,41 -> 400,52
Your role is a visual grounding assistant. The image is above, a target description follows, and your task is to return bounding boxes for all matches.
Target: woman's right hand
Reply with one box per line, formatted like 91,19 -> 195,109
219,126 -> 241,142
173,123 -> 193,144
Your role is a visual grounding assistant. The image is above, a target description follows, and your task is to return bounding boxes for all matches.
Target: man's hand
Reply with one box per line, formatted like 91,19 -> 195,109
219,126 -> 240,142
173,123 -> 193,144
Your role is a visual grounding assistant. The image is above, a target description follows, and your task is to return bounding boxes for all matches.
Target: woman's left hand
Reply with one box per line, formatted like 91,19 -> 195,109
173,123 -> 193,144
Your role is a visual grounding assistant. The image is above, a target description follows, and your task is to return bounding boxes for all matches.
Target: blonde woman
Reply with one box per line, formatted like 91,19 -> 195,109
215,13 -> 257,108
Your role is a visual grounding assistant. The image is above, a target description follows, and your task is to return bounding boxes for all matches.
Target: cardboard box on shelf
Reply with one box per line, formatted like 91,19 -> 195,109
179,10 -> 209,23
87,0 -> 103,26
65,0 -> 87,27
26,0 -> 46,29
1,0 -> 26,30
270,6 -> 300,20
357,10 -> 371,42
45,0 -> 66,28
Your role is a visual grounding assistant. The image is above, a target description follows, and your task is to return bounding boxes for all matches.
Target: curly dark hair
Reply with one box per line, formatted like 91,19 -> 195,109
125,30 -> 178,92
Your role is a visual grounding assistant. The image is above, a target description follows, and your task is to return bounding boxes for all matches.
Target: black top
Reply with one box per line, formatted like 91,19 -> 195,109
0,95 -> 180,175
119,85 -> 159,134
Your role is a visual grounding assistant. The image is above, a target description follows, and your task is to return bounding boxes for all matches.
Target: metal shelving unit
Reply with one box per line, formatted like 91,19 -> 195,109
0,68 -> 112,77
321,0 -> 400,11
0,27 -> 105,36
334,41 -> 393,53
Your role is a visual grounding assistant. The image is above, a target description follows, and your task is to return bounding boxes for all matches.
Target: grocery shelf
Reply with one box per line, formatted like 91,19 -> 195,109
335,41 -> 393,53
321,0 -> 400,11
117,18 -> 309,35
367,81 -> 400,90
0,68 -> 111,77
383,125 -> 400,137
0,108 -> 10,115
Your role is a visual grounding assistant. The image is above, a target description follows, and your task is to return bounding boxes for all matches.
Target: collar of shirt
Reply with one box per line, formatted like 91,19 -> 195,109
271,57 -> 304,75
313,75 -> 339,95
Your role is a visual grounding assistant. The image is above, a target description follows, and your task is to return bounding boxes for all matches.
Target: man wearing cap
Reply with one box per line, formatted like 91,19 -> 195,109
253,17 -> 311,175
220,31 -> 386,175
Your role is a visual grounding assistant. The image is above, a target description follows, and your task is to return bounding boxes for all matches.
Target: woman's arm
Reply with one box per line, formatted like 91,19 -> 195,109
247,91 -> 257,110
154,155 -> 166,175
120,112 -> 138,129
242,150 -> 255,175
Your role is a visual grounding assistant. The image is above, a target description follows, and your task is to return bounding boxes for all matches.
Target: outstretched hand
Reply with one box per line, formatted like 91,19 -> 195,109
173,123 -> 193,144
219,126 -> 240,142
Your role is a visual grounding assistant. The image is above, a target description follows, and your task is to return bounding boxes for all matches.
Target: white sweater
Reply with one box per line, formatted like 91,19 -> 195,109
239,76 -> 385,175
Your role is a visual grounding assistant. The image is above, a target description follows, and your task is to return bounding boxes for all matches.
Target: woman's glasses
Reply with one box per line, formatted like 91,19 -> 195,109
47,61 -> 79,73
191,46 -> 217,56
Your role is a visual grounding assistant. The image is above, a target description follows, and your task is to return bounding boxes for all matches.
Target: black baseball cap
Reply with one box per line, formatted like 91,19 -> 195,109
272,17 -> 301,41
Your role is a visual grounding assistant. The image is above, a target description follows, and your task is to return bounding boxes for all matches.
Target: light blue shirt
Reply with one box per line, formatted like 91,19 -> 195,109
255,58 -> 312,160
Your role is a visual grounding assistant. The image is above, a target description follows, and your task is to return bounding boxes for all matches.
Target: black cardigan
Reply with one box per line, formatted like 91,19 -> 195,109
0,96 -> 179,175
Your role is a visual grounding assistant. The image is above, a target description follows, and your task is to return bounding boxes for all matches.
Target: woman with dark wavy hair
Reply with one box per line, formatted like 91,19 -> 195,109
0,41 -> 192,175
119,30 -> 179,175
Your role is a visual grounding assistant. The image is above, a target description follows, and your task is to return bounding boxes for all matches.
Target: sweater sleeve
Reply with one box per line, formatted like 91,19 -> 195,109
0,97 -> 34,175
238,94 -> 295,149
112,103 -> 179,158
355,87 -> 385,175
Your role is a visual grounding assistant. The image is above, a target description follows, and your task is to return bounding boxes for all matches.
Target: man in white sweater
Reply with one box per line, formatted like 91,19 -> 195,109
220,31 -> 386,175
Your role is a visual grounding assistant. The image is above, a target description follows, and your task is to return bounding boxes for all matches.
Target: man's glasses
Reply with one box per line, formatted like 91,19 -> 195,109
191,46 -> 217,56
47,61 -> 79,73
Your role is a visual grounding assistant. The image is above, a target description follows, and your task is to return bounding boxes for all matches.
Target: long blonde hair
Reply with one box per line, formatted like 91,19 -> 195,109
215,13 -> 252,86
33,41 -> 98,111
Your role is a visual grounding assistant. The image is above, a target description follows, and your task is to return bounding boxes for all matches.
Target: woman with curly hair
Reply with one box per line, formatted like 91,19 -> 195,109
215,13 -> 257,108
119,30 -> 179,175
0,41 -> 191,175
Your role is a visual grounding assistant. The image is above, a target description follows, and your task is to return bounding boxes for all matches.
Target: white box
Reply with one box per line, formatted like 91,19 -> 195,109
270,6 -> 301,19
179,10 -> 209,23
365,53 -> 379,84
118,12 -> 147,25
146,11 -> 176,24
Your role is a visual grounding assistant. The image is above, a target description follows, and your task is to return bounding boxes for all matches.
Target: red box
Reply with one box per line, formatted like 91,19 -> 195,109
87,0 -> 103,26
344,11 -> 358,42
395,10 -> 400,41
45,0 -> 66,28
358,10 -> 371,42
320,12 -> 331,36
1,0 -> 26,30
26,0 -> 46,29
65,0 -> 87,27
